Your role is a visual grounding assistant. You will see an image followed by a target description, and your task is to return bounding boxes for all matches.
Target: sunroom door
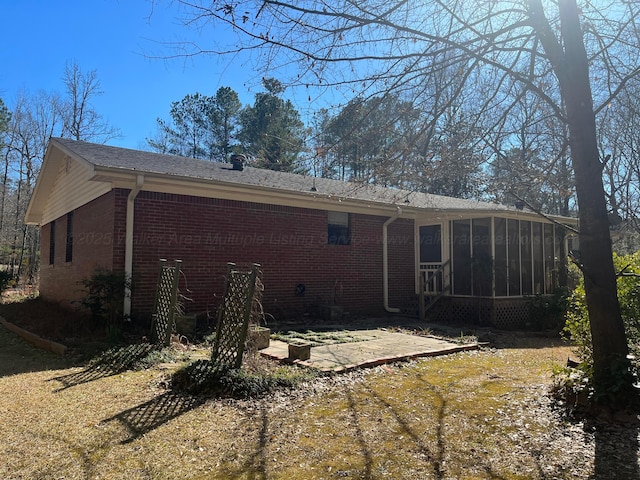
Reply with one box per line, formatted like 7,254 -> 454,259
419,224 -> 446,294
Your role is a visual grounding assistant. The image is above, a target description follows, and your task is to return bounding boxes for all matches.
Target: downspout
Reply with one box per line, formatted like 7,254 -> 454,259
124,175 -> 144,317
383,207 -> 402,313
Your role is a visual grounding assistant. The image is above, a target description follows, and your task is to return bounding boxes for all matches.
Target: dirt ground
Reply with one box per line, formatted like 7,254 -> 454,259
0,302 -> 639,479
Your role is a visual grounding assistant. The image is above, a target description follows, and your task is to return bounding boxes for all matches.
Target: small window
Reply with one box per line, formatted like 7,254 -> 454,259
49,220 -> 56,265
568,235 -> 580,262
65,211 -> 74,263
328,211 -> 350,245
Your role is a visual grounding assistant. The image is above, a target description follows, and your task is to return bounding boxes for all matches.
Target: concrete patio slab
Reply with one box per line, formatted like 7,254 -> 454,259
260,329 -> 479,372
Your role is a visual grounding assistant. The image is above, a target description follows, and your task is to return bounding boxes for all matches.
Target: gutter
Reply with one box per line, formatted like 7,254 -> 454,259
124,175 -> 144,317
91,165 -> 422,219
383,207 -> 402,313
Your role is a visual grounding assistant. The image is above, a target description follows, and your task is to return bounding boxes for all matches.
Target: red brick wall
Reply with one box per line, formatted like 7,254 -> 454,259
39,188 -> 416,321
39,191 -> 118,306
387,218 -> 417,307
126,191 -> 416,321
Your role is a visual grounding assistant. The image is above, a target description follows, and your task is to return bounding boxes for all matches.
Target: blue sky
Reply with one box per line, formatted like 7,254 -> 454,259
0,0 -> 290,150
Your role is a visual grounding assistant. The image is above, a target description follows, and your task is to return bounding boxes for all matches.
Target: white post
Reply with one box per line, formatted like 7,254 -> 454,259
383,208 -> 402,313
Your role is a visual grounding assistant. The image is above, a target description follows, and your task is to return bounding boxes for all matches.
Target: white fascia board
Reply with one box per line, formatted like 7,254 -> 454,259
25,142 -> 61,224
91,167 -> 420,218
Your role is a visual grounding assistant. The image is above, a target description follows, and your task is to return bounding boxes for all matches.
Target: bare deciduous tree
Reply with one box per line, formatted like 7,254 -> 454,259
2,90 -> 60,280
61,60 -> 120,143
166,0 -> 640,402
2,63 -> 119,282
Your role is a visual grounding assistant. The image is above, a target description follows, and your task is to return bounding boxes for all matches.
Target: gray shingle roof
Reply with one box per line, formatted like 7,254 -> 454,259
55,137 -> 518,213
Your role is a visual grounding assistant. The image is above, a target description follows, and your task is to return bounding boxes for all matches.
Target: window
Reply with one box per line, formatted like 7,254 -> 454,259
49,220 -> 56,265
568,235 -> 580,260
328,211 -> 350,245
65,211 -> 74,263
420,224 -> 444,294
419,225 -> 442,263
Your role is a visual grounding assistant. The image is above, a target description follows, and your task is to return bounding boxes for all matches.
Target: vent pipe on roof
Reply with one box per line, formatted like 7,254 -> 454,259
230,154 -> 245,171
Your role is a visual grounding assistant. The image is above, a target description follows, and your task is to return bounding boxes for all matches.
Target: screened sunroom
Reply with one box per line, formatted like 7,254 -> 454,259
416,215 -> 573,328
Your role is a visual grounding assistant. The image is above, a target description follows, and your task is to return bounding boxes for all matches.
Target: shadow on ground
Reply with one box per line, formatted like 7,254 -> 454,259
49,343 -> 158,390
103,391 -> 206,444
0,325 -> 69,377
593,420 -> 640,479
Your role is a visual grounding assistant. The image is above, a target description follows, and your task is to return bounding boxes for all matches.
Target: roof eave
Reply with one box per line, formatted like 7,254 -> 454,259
91,166 -> 423,218
89,166 -> 580,224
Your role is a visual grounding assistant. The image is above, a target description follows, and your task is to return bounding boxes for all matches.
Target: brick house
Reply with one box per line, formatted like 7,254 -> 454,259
26,138 -> 577,327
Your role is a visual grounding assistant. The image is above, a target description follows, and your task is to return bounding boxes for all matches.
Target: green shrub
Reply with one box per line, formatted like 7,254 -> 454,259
527,287 -> 570,331
563,274 -> 591,362
171,358 -> 319,399
558,253 -> 640,407
79,268 -> 131,338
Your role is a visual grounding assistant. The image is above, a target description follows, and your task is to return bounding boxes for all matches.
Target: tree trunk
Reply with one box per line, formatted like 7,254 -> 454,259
556,0 -> 630,396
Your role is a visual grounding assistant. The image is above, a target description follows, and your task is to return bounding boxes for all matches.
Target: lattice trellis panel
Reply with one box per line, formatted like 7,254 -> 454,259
211,263 -> 260,369
491,299 -> 530,330
150,259 -> 182,346
427,297 -> 531,329
446,298 -> 493,325
424,297 -> 454,324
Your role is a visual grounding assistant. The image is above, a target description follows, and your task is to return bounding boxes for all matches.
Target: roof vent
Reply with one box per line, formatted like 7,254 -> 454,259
230,154 -> 246,171
514,200 -> 525,210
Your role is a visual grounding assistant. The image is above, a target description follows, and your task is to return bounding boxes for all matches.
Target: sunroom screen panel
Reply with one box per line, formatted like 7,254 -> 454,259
533,222 -> 544,294
452,220 -> 472,295
521,221 -> 533,295
472,218 -> 492,296
494,217 -> 508,296
508,219 -> 521,296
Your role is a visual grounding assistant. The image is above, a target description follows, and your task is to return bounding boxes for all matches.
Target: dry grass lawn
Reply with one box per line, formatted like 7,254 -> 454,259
1,321 -> 639,479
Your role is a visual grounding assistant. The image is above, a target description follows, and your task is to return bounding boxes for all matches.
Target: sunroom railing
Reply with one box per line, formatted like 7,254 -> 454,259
419,260 -> 450,295
418,260 -> 451,321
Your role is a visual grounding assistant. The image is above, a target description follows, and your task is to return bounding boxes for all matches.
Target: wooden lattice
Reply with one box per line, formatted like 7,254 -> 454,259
150,259 -> 182,346
211,263 -> 261,369
424,296 -> 453,324
424,297 -> 531,329
491,299 -> 530,330
445,298 -> 492,325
